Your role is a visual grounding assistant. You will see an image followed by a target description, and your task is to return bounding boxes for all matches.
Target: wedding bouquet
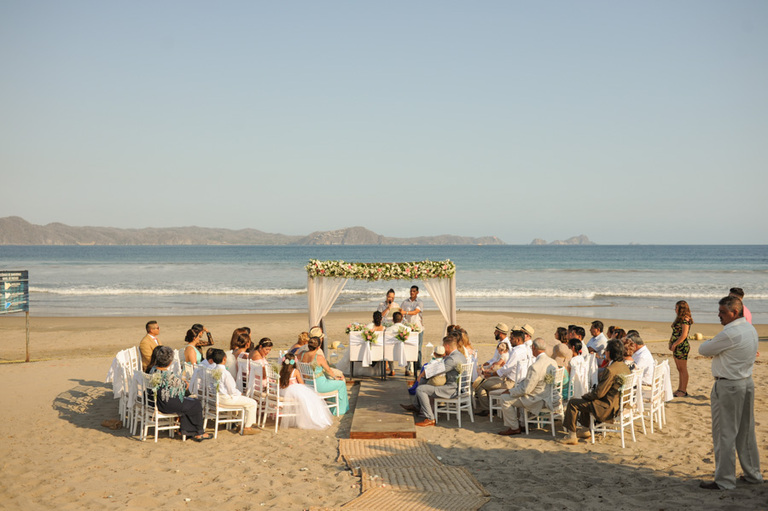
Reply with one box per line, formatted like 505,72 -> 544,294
404,322 -> 422,333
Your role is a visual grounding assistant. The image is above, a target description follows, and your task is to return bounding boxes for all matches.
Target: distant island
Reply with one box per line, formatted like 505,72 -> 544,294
0,217 -> 506,246
530,235 -> 596,246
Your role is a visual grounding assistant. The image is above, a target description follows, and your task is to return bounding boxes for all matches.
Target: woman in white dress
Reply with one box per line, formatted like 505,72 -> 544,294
279,353 -> 333,430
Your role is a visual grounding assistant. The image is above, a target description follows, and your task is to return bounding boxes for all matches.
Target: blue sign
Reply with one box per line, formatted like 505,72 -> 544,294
0,270 -> 29,314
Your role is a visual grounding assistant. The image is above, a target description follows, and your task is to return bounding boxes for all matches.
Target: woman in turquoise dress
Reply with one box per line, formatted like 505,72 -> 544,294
299,336 -> 349,415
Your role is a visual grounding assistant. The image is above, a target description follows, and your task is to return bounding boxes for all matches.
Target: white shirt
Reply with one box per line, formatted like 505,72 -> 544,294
699,318 -> 758,380
587,332 -> 608,355
497,344 -> 529,381
214,364 -> 243,397
632,345 -> 655,386
524,339 -> 533,359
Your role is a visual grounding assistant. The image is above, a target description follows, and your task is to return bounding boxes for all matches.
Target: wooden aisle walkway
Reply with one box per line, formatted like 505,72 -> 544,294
349,376 -> 416,439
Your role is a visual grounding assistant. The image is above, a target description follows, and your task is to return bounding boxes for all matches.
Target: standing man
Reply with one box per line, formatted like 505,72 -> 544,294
401,285 -> 424,375
139,320 -> 161,371
377,288 -> 398,320
698,296 -> 762,490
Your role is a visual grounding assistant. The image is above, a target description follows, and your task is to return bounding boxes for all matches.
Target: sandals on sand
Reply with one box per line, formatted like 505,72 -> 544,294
193,433 -> 212,442
674,390 -> 688,398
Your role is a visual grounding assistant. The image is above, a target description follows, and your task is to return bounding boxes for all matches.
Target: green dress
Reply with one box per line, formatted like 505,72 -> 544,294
671,318 -> 692,360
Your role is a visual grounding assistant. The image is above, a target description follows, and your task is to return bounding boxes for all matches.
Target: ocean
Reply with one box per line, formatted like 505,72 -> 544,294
1,245 -> 766,323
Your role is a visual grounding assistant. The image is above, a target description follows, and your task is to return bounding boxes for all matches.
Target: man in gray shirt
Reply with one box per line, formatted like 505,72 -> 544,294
400,285 -> 424,374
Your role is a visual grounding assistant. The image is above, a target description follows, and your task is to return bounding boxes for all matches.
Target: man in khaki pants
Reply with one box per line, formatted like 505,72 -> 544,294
698,296 -> 762,490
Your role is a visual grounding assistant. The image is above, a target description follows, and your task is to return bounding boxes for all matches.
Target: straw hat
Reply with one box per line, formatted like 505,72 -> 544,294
494,322 -> 509,334
433,345 -> 446,356
522,324 -> 535,336
553,343 -> 572,367
309,326 -> 325,339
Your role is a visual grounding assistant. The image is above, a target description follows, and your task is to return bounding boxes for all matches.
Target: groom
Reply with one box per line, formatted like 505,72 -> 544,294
401,335 -> 466,427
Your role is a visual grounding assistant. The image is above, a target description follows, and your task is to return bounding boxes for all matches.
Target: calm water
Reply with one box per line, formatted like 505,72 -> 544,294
0,245 -> 766,323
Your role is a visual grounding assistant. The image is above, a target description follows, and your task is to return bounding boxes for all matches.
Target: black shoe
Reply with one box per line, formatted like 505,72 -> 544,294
699,481 -> 721,490
474,410 -> 489,417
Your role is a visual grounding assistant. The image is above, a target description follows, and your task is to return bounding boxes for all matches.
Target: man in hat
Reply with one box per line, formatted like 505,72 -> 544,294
698,296 -> 762,490
498,338 -> 557,435
521,324 -> 535,358
475,328 -> 527,416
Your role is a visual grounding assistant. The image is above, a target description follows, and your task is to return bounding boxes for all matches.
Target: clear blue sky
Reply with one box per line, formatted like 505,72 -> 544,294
1,1 -> 766,244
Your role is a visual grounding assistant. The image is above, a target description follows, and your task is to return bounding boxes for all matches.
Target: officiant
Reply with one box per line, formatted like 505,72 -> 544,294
377,288 -> 399,320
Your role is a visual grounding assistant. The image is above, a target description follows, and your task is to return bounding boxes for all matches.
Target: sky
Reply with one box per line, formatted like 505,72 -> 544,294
1,1 -> 767,244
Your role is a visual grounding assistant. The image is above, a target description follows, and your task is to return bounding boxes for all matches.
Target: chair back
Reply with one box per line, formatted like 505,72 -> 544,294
297,362 -> 316,390
617,372 -> 637,417
458,363 -> 473,396
650,361 -> 666,402
128,346 -> 142,372
246,360 -> 265,396
548,366 -> 565,409
236,357 -> 249,392
264,364 -> 282,400
202,367 -> 225,413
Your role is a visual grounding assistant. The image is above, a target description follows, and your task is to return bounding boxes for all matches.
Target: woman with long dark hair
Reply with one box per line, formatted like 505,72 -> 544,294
669,300 -> 693,397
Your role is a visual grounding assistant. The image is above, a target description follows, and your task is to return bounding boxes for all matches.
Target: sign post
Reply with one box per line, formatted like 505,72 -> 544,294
1,270 -> 30,362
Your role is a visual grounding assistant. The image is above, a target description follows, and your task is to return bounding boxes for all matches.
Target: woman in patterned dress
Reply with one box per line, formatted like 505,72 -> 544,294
669,300 -> 693,397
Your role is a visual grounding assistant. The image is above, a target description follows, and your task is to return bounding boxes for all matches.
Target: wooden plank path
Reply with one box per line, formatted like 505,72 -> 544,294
349,376 -> 416,439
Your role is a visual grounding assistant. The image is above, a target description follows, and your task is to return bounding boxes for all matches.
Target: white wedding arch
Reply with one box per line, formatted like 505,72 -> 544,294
305,259 -> 457,353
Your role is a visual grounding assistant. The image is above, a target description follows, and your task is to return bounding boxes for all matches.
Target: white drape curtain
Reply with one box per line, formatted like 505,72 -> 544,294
421,276 -> 456,335
307,276 -> 348,330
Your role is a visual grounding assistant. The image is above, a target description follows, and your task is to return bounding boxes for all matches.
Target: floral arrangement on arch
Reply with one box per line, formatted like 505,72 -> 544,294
305,259 -> 456,281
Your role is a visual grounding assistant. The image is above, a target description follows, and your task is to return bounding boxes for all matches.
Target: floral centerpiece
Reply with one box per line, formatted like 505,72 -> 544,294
395,327 -> 410,342
345,322 -> 367,334
361,327 -> 377,345
403,322 -> 422,333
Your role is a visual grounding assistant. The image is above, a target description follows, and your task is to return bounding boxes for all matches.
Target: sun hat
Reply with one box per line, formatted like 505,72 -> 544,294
309,326 -> 325,339
433,345 -> 446,356
553,343 -> 572,367
494,322 -> 509,333
522,324 -> 535,336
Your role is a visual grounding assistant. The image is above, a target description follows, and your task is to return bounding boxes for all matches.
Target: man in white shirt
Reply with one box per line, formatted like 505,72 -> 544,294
521,324 -> 535,358
480,323 -> 511,370
208,349 -> 260,435
498,338 -> 557,436
629,333 -> 655,386
587,321 -> 608,356
401,285 -> 424,373
475,330 -> 527,416
698,296 -> 762,490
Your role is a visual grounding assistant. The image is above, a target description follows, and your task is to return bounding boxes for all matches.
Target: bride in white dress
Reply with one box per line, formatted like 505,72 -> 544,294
279,353 -> 332,430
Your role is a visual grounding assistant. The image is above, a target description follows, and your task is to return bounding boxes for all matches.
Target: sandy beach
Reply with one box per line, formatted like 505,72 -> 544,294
0,310 -> 766,510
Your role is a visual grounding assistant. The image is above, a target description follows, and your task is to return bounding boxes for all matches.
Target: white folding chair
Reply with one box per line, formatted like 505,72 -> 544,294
590,372 -> 638,448
201,368 -> 245,439
247,360 -> 268,425
128,346 -> 141,372
260,364 -> 297,432
434,363 -> 474,427
643,361 -> 667,433
236,357 -> 250,393
298,361 -> 339,416
133,373 -> 184,442
524,366 -> 565,436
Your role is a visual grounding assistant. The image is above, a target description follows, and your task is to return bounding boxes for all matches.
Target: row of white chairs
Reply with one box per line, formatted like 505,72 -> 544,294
433,357 -> 670,449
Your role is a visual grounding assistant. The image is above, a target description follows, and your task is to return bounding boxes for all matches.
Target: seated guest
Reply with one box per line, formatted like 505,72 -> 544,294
184,326 -> 205,364
289,331 -> 310,355
400,335 -> 467,427
606,326 -> 616,339
555,327 -> 568,344
568,326 -> 587,355
568,339 -> 583,359
279,353 -> 333,430
480,323 -> 511,375
249,337 -> 273,363
207,349 -> 260,435
231,332 -> 252,385
139,320 -> 161,371
587,321 -> 608,356
308,326 -> 347,382
408,345 -> 447,394
498,338 -> 558,435
389,312 -> 415,376
487,342 -> 510,374
559,339 -> 631,445
611,328 -> 627,341
629,333 -> 654,386
299,336 -> 349,415
145,346 -> 210,441
553,343 -> 572,400
370,311 -> 394,376
622,338 -> 638,371
229,327 -> 249,351
475,330 -> 528,416
521,324 -> 536,358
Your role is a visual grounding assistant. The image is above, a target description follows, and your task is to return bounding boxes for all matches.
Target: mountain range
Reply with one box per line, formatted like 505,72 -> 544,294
0,217 -> 506,246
